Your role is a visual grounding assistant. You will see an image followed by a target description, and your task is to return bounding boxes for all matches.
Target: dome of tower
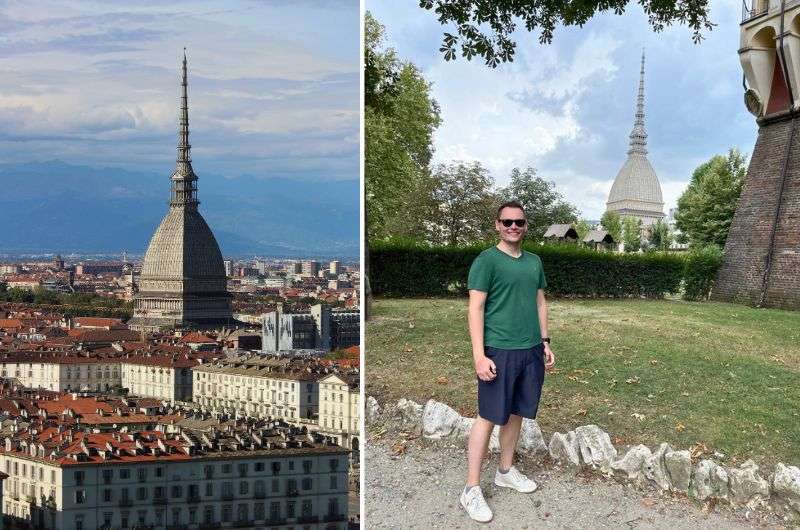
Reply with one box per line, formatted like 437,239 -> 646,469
607,154 -> 664,206
140,208 -> 226,281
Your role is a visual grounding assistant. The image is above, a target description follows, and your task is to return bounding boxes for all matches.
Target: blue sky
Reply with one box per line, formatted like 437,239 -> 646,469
369,0 -> 755,220
0,0 -> 359,180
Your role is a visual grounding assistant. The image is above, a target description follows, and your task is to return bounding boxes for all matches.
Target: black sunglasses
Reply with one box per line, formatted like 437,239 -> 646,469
499,219 -> 526,227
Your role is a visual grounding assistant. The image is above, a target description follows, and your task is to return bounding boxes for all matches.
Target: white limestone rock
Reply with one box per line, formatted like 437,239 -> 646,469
488,425 -> 501,453
692,459 -> 729,500
728,459 -> 770,505
549,431 -> 581,468
421,399 -> 461,439
772,463 -> 800,515
575,425 -> 617,472
394,398 -> 424,433
366,396 -> 381,423
452,416 -> 474,440
664,449 -> 692,493
517,419 -> 547,454
644,443 -> 673,491
610,444 -> 652,482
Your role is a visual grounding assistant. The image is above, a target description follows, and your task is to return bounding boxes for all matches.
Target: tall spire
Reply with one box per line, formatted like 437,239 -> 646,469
628,49 -> 648,156
170,48 -> 198,209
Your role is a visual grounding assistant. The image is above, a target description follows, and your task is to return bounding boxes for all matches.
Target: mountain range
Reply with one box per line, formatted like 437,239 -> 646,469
0,161 -> 359,258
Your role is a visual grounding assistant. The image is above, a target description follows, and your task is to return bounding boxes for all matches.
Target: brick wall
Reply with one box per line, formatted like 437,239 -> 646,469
713,113 -> 800,309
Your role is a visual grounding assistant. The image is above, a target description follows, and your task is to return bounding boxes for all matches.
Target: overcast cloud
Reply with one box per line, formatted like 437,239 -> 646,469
0,0 -> 358,180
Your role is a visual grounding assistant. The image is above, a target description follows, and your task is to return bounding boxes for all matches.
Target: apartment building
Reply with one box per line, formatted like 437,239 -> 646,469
0,424 -> 349,530
317,373 -> 359,455
192,356 -> 319,423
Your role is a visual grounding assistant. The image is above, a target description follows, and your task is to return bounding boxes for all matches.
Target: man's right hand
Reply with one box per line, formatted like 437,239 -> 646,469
475,355 -> 497,381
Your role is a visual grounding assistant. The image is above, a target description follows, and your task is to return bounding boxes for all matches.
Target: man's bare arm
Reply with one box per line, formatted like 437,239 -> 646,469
537,288 -> 555,369
468,289 -> 496,381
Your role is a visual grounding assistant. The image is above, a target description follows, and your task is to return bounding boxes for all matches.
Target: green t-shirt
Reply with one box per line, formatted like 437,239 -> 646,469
467,246 -> 548,349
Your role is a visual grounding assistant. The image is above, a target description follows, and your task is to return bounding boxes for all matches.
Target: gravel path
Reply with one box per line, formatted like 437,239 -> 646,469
365,436 -> 784,529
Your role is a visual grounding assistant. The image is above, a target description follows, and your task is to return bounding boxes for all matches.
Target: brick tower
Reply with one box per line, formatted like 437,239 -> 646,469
713,3 -> 800,309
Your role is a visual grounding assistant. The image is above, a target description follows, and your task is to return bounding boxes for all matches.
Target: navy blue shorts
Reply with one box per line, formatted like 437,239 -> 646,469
477,343 -> 545,425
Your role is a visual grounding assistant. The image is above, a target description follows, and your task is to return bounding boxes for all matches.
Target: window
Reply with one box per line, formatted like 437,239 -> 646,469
189,509 -> 197,524
239,481 -> 248,495
204,465 -> 214,479
269,501 -> 280,521
301,478 -> 312,490
154,486 -> 164,500
327,498 -> 339,516
301,499 -> 312,517
238,463 -> 247,477
103,489 -> 112,502
75,515 -> 84,530
137,468 -> 147,482
222,463 -> 232,474
204,507 -> 214,524
136,487 -> 147,501
103,512 -> 112,528
287,501 -> 296,518
120,469 -> 130,479
329,458 -> 339,471
255,462 -> 265,472
302,460 -> 312,473
155,467 -> 163,477
254,502 -> 265,520
271,479 -> 279,493
287,479 -> 298,495
121,513 -> 129,529
288,461 -> 295,471
330,475 -> 337,490
102,469 -> 113,484
171,485 -> 183,499
74,470 -> 85,486
205,483 -> 213,497
172,508 -> 181,525
222,505 -> 232,523
271,462 -> 281,475
75,490 -> 85,504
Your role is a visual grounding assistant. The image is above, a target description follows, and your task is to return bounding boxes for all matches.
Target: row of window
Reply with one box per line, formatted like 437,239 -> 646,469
75,474 -> 339,503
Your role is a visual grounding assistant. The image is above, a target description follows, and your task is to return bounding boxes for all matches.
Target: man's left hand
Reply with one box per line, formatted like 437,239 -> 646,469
544,343 -> 555,371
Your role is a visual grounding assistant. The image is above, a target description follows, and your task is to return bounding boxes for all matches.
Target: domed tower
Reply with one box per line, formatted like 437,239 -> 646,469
129,51 -> 232,332
713,2 -> 800,309
606,51 -> 665,227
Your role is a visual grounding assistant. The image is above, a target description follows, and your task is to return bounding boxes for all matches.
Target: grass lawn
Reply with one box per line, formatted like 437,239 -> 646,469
366,297 -> 800,467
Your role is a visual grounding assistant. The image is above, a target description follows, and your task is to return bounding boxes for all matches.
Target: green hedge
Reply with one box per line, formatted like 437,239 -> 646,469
369,240 -> 687,298
683,245 -> 724,301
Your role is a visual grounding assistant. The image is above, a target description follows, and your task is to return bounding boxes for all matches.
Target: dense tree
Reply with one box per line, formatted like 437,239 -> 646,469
365,12 -> 442,241
646,219 -> 673,251
429,162 -> 497,245
674,149 -> 746,248
622,216 -> 643,252
575,219 -> 592,241
600,210 -> 622,242
500,167 -> 580,241
419,0 -> 714,67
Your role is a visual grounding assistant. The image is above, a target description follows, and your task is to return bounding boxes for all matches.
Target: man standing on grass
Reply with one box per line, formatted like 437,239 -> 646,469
460,200 -> 555,523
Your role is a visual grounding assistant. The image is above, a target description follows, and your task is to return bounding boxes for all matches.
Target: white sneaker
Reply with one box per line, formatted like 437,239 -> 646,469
460,485 -> 493,523
494,466 -> 538,493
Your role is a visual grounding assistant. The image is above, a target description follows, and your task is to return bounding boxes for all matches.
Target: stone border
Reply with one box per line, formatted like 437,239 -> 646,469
366,396 -> 800,520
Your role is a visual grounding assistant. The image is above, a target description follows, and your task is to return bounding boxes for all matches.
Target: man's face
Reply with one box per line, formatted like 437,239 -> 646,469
495,206 -> 527,244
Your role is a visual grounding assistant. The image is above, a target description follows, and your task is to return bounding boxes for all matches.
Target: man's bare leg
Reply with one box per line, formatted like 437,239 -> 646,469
498,414 -> 522,471
466,416 -> 495,486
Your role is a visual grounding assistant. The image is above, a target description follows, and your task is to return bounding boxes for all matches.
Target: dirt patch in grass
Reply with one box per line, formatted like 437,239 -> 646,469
366,298 -> 800,468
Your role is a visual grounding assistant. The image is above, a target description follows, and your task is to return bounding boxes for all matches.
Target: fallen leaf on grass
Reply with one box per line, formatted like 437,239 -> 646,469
681,392 -> 690,397
403,345 -> 413,352
391,442 -> 407,456
649,359 -> 658,365
631,413 -> 646,422
575,409 -> 587,417
625,376 -> 640,384
436,376 -> 449,385
675,423 -> 686,433
690,442 -> 709,459
408,322 -> 415,329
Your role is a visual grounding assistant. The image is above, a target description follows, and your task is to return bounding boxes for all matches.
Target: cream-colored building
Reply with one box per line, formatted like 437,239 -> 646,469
193,356 -> 319,422
0,426 -> 349,530
317,373 -> 359,453
0,352 -> 199,402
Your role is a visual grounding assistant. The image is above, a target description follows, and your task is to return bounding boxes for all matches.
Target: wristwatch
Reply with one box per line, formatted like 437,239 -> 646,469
542,337 -> 551,344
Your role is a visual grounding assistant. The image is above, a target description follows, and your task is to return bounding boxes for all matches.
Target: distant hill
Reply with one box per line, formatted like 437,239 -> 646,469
0,160 -> 359,258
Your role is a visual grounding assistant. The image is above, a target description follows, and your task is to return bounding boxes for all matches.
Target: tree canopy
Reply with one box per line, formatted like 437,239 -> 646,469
419,0 -> 714,67
601,210 -> 622,242
622,216 -> 643,252
500,167 -> 580,241
674,149 -> 746,248
365,12 -> 442,241
429,161 -> 497,245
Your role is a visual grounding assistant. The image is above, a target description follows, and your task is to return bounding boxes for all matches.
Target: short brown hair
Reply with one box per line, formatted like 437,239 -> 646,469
497,200 -> 525,219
